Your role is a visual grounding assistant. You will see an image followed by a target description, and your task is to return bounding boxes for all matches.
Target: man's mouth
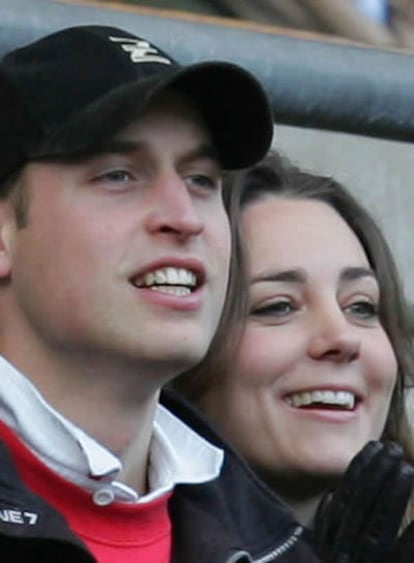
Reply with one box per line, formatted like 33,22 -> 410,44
132,267 -> 198,297
285,390 -> 356,410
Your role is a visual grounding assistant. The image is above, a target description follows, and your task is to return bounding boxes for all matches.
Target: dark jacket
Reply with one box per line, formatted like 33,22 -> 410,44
164,391 -> 320,563
0,391 -> 320,562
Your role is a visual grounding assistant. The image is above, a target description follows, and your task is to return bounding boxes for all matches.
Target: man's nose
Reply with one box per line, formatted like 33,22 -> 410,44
145,172 -> 204,240
307,305 -> 361,363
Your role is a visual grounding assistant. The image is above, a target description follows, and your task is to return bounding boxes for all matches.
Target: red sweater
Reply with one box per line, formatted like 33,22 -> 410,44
0,420 -> 172,562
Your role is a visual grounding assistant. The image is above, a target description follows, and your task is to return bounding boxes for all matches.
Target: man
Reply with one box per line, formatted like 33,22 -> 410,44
0,23 -> 283,563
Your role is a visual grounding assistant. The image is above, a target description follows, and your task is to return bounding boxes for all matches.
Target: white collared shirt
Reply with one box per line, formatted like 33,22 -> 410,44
0,355 -> 223,505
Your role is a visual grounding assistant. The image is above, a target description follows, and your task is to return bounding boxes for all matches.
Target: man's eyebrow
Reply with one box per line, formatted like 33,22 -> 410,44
339,266 -> 376,282
94,139 -> 144,155
250,269 -> 307,285
179,143 -> 220,165
93,140 -> 220,164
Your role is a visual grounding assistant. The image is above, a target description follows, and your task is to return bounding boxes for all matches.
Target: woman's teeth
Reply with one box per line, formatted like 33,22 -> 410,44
285,390 -> 356,409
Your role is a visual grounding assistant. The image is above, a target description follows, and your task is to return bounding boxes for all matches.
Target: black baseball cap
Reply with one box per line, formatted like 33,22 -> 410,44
0,25 -> 273,182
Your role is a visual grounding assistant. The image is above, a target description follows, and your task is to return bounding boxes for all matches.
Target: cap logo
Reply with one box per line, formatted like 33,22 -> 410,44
109,36 -> 172,65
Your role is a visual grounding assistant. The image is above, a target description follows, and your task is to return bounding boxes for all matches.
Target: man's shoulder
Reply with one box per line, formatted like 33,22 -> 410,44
160,389 -> 224,447
0,438 -> 94,561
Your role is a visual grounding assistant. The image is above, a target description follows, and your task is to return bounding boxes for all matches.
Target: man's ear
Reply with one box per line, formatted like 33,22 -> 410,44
0,201 -> 15,279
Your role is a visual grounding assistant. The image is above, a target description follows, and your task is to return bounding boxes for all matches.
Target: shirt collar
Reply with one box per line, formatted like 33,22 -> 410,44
0,355 -> 223,502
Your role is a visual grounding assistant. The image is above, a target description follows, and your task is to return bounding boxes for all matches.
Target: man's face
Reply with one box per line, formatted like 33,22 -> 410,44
0,94 -> 231,383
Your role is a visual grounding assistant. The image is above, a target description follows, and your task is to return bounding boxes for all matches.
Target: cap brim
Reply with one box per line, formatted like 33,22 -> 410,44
34,61 -> 273,170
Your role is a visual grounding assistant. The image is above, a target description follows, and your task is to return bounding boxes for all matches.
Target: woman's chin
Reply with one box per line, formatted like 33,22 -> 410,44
299,452 -> 358,478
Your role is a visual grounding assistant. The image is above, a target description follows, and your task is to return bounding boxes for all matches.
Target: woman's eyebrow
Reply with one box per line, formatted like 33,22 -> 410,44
250,269 -> 307,284
339,266 -> 376,282
250,267 -> 376,285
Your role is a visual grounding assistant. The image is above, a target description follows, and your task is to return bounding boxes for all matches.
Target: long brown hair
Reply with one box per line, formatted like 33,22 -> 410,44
173,150 -> 414,461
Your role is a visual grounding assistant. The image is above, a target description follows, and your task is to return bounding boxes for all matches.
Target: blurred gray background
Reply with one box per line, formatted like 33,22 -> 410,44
272,126 -> 414,304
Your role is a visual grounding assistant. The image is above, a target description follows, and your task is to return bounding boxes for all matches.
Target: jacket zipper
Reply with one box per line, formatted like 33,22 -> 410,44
252,526 -> 304,562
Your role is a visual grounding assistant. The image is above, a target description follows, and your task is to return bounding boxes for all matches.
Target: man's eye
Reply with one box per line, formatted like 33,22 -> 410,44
251,299 -> 296,317
92,169 -> 134,186
344,300 -> 378,319
100,170 -> 133,183
186,174 -> 219,190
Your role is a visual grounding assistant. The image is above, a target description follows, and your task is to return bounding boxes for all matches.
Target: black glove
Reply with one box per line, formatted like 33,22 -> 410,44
387,518 -> 414,563
314,440 -> 414,563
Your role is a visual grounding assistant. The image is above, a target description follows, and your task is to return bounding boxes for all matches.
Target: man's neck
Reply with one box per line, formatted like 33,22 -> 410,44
2,357 -> 159,495
0,341 -> 165,496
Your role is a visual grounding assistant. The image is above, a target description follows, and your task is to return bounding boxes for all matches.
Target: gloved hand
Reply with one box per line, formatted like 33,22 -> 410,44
386,518 -> 414,563
314,440 -> 414,563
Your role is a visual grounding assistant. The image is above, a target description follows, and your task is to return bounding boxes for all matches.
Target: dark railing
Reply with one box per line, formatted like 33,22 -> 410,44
1,0 -> 414,143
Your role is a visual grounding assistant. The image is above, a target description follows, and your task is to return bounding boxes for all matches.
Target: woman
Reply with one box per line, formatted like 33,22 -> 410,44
173,151 -> 414,559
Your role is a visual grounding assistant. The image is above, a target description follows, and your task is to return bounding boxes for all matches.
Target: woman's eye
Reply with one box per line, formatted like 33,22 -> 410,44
251,299 -> 296,318
344,300 -> 378,320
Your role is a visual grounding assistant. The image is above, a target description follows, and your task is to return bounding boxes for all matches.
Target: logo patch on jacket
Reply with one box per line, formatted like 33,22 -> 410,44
0,508 -> 38,525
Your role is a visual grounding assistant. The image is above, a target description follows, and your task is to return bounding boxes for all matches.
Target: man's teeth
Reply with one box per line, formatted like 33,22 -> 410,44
134,267 -> 197,294
286,390 -> 355,409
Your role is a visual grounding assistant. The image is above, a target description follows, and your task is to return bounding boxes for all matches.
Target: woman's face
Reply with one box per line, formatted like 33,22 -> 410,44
204,196 -> 397,478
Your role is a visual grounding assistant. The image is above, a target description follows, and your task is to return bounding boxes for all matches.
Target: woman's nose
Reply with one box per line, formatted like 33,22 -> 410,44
307,307 -> 361,363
